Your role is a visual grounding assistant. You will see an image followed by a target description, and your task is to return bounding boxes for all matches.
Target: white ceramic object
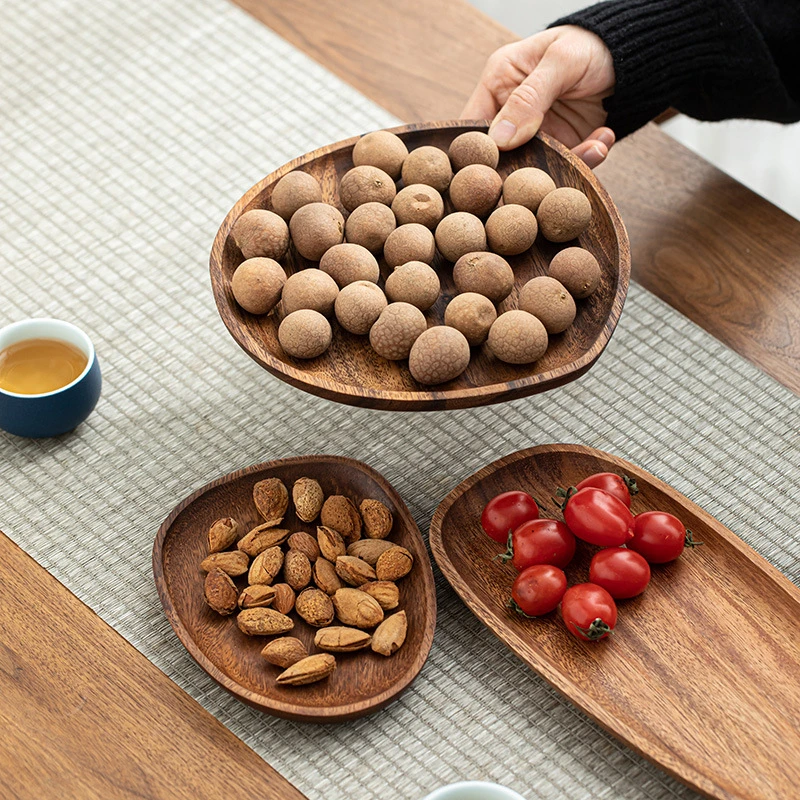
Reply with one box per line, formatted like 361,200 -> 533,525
422,781 -> 526,800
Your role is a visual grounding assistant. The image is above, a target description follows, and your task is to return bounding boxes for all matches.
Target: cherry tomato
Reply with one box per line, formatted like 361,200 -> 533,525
575,472 -> 638,508
481,490 -> 540,544
563,487 -> 634,546
504,519 -> 576,571
561,583 -> 617,641
509,564 -> 567,617
629,510 -> 699,563
589,548 -> 651,598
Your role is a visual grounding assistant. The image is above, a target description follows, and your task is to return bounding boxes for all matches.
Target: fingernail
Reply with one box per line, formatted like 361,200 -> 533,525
489,119 -> 516,147
583,145 -> 606,169
596,129 -> 615,148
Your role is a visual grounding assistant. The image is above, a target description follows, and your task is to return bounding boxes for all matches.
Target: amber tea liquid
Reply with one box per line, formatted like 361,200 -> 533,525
0,338 -> 89,394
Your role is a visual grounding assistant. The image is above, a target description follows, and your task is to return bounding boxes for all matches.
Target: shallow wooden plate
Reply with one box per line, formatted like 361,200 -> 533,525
153,455 -> 436,722
210,121 -> 630,411
429,444 -> 800,800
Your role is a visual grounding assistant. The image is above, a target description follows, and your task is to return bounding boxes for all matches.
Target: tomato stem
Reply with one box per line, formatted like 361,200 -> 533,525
552,486 -> 577,510
574,618 -> 614,641
622,474 -> 639,496
507,598 -> 539,620
685,529 -> 703,548
493,529 -> 515,563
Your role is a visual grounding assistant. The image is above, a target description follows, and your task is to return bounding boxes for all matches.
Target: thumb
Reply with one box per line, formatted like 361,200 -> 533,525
488,48 -> 564,149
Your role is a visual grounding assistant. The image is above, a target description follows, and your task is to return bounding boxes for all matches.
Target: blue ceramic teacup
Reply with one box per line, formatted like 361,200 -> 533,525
0,318 -> 102,438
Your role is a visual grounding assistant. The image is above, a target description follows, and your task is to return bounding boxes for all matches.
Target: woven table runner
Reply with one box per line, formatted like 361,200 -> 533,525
1,2 -> 798,799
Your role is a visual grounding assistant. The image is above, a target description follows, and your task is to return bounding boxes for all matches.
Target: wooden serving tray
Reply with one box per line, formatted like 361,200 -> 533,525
429,444 -> 800,800
210,121 -> 630,411
153,456 -> 436,722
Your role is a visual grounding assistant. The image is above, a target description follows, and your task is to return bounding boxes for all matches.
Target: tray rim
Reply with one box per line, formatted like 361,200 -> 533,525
428,442 -> 800,799
209,120 -> 631,411
152,454 -> 437,722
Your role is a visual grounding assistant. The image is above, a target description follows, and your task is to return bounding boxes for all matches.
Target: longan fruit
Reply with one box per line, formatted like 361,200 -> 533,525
282,269 -> 339,316
352,130 -> 408,179
384,262 -> 440,312
548,248 -> 601,299
449,165 -> 502,217
391,184 -> 444,229
279,310 -> 332,359
320,243 -> 379,287
537,187 -> 592,242
448,131 -> 499,171
444,293 -> 497,346
230,209 -> 289,260
487,310 -> 548,364
435,212 -> 487,263
384,224 -> 436,268
369,302 -> 427,360
485,204 -> 538,255
408,326 -> 471,385
339,165 -> 396,212
334,281 -> 388,335
231,257 -> 286,315
502,168 -> 556,213
518,276 -> 576,334
289,203 -> 344,261
271,172 -> 323,220
401,146 -> 453,192
452,252 -> 513,304
344,202 -> 396,254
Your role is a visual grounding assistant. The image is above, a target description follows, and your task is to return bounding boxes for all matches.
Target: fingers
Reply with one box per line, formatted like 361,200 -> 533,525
461,81 -> 499,120
572,129 -> 615,169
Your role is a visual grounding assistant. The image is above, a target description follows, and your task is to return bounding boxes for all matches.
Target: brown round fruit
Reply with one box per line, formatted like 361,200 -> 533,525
334,281 -> 388,335
289,203 -> 344,261
487,310 -> 548,364
435,212 -> 487,262
320,243 -> 380,287
408,326 -> 471,385
444,292 -> 497,346
231,257 -> 286,315
271,172 -> 323,220
548,247 -> 601,299
401,146 -> 453,192
485,204 -> 538,255
502,168 -> 556,213
391,184 -> 444,229
384,261 -> 441,312
339,165 -> 396,212
281,269 -> 339,316
448,131 -> 499,171
278,309 -> 332,359
230,209 -> 289,260
452,251 -> 514,303
352,130 -> 408,180
384,223 -> 436,268
449,165 -> 502,217
369,302 -> 427,360
344,202 -> 396,254
518,276 -> 576,334
537,187 -> 592,242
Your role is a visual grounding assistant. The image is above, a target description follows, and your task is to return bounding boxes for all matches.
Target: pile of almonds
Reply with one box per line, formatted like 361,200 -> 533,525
201,475 -> 413,686
227,128 -> 603,385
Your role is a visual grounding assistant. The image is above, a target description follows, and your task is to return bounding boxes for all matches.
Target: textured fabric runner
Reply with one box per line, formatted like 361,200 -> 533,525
1,2 -> 798,799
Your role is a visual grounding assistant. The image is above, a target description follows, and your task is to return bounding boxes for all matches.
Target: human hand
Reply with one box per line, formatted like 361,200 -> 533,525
462,26 -> 616,168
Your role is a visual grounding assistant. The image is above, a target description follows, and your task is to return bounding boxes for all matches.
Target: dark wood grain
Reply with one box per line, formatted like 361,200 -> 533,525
0,530 -> 307,800
210,121 -> 630,411
153,456 -> 436,722
234,0 -> 800,394
429,444 -> 800,800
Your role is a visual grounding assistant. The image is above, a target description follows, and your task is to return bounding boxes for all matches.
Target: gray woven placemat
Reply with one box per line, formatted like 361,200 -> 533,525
2,2 -> 798,799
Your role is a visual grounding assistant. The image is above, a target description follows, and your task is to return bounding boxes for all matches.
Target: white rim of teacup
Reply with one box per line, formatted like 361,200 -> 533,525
422,781 -> 527,800
0,318 -> 96,399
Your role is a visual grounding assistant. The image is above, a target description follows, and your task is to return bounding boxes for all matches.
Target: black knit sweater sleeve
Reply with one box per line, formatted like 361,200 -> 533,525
552,0 -> 800,137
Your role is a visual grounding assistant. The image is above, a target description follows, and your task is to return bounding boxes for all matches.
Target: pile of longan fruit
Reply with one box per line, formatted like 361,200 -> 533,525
228,129 -> 602,385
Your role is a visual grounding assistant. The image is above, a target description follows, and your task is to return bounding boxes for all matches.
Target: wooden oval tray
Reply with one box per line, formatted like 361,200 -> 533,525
210,121 -> 630,411
153,455 -> 436,722
429,444 -> 800,800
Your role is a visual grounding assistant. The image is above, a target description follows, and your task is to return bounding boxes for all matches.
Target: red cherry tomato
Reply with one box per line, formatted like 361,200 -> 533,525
510,565 -> 567,617
481,490 -> 540,544
504,519 -> 576,571
575,472 -> 637,508
561,583 -> 618,641
589,548 -> 651,598
563,487 -> 634,546
629,510 -> 699,563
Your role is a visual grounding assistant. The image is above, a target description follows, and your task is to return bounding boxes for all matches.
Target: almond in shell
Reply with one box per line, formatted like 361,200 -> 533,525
238,584 -> 276,609
315,626 -> 371,652
262,636 -> 308,668
320,495 -> 362,544
237,523 -> 290,556
333,588 -> 384,629
237,607 -> 294,636
371,610 -> 407,656
253,478 -> 288,526
360,499 -> 393,539
284,549 -> 312,591
276,653 -> 336,686
313,558 -> 344,595
317,525 -> 346,562
359,580 -> 399,610
376,546 -> 413,581
207,517 -> 239,553
204,568 -> 238,615
293,477 -> 324,523
295,588 -> 335,627
335,555 -> 377,586
248,546 -> 284,585
272,582 -> 296,615
288,531 -> 320,562
200,550 -> 249,577
346,538 -> 395,566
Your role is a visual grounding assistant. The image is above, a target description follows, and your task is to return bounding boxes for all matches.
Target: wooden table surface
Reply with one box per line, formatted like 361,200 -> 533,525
5,1 -> 799,798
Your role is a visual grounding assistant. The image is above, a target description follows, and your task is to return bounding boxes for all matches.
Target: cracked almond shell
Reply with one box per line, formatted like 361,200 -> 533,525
253,478 -> 289,526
